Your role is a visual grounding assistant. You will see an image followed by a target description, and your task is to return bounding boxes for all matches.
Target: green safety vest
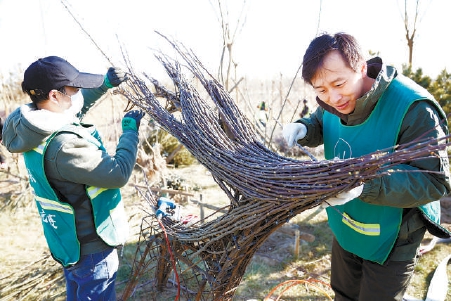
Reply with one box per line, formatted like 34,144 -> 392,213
23,125 -> 129,267
323,75 -> 447,264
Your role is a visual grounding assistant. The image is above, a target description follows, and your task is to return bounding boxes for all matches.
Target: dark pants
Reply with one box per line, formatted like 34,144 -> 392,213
64,247 -> 118,301
330,237 -> 418,301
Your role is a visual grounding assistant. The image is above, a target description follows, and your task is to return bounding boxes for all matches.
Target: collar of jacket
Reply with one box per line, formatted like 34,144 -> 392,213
316,57 -> 397,126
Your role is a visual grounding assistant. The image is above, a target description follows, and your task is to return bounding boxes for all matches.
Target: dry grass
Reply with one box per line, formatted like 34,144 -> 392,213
1,81 -> 451,300
1,160 -> 451,300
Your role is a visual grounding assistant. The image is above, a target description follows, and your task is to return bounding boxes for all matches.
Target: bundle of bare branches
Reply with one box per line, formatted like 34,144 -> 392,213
116,36 -> 450,301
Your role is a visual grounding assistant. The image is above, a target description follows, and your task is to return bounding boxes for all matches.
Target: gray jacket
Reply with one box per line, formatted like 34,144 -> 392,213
2,87 -> 139,255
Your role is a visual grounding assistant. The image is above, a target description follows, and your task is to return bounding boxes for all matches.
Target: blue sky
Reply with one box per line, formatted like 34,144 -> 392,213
0,0 -> 450,80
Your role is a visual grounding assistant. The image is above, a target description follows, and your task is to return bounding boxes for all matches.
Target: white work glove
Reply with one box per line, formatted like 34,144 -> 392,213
283,123 -> 307,148
322,184 -> 364,208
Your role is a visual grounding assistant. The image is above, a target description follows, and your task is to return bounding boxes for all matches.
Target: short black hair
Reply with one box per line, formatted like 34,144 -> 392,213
302,32 -> 364,85
22,81 -> 49,103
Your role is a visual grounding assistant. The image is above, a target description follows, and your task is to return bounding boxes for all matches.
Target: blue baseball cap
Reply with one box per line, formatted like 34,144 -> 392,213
22,56 -> 104,96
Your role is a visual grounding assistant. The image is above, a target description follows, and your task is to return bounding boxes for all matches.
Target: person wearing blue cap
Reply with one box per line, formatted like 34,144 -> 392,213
1,56 -> 145,300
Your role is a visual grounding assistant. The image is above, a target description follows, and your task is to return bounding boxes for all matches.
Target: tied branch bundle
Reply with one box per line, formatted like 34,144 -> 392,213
118,36 -> 450,218
116,35 -> 451,300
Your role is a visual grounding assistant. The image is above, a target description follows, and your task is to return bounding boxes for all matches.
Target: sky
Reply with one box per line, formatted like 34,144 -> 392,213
0,0 -> 450,82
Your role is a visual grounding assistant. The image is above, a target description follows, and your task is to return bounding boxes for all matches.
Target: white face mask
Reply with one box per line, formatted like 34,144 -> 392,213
64,90 -> 84,117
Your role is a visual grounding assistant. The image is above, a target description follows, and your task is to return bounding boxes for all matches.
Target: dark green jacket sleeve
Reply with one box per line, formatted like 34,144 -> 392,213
46,130 -> 139,188
295,106 -> 325,147
79,81 -> 110,120
361,101 -> 450,207
297,101 -> 450,208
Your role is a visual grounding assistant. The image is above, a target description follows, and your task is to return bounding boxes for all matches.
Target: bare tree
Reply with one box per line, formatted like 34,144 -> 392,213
401,0 -> 431,67
213,0 -> 247,91
403,0 -> 419,66
316,0 -> 323,35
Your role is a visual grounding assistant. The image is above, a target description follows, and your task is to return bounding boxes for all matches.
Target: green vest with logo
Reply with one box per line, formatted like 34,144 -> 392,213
23,125 -> 129,267
323,75 -> 447,264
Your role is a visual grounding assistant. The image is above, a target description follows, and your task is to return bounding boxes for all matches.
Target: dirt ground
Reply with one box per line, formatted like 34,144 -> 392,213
1,161 -> 451,300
